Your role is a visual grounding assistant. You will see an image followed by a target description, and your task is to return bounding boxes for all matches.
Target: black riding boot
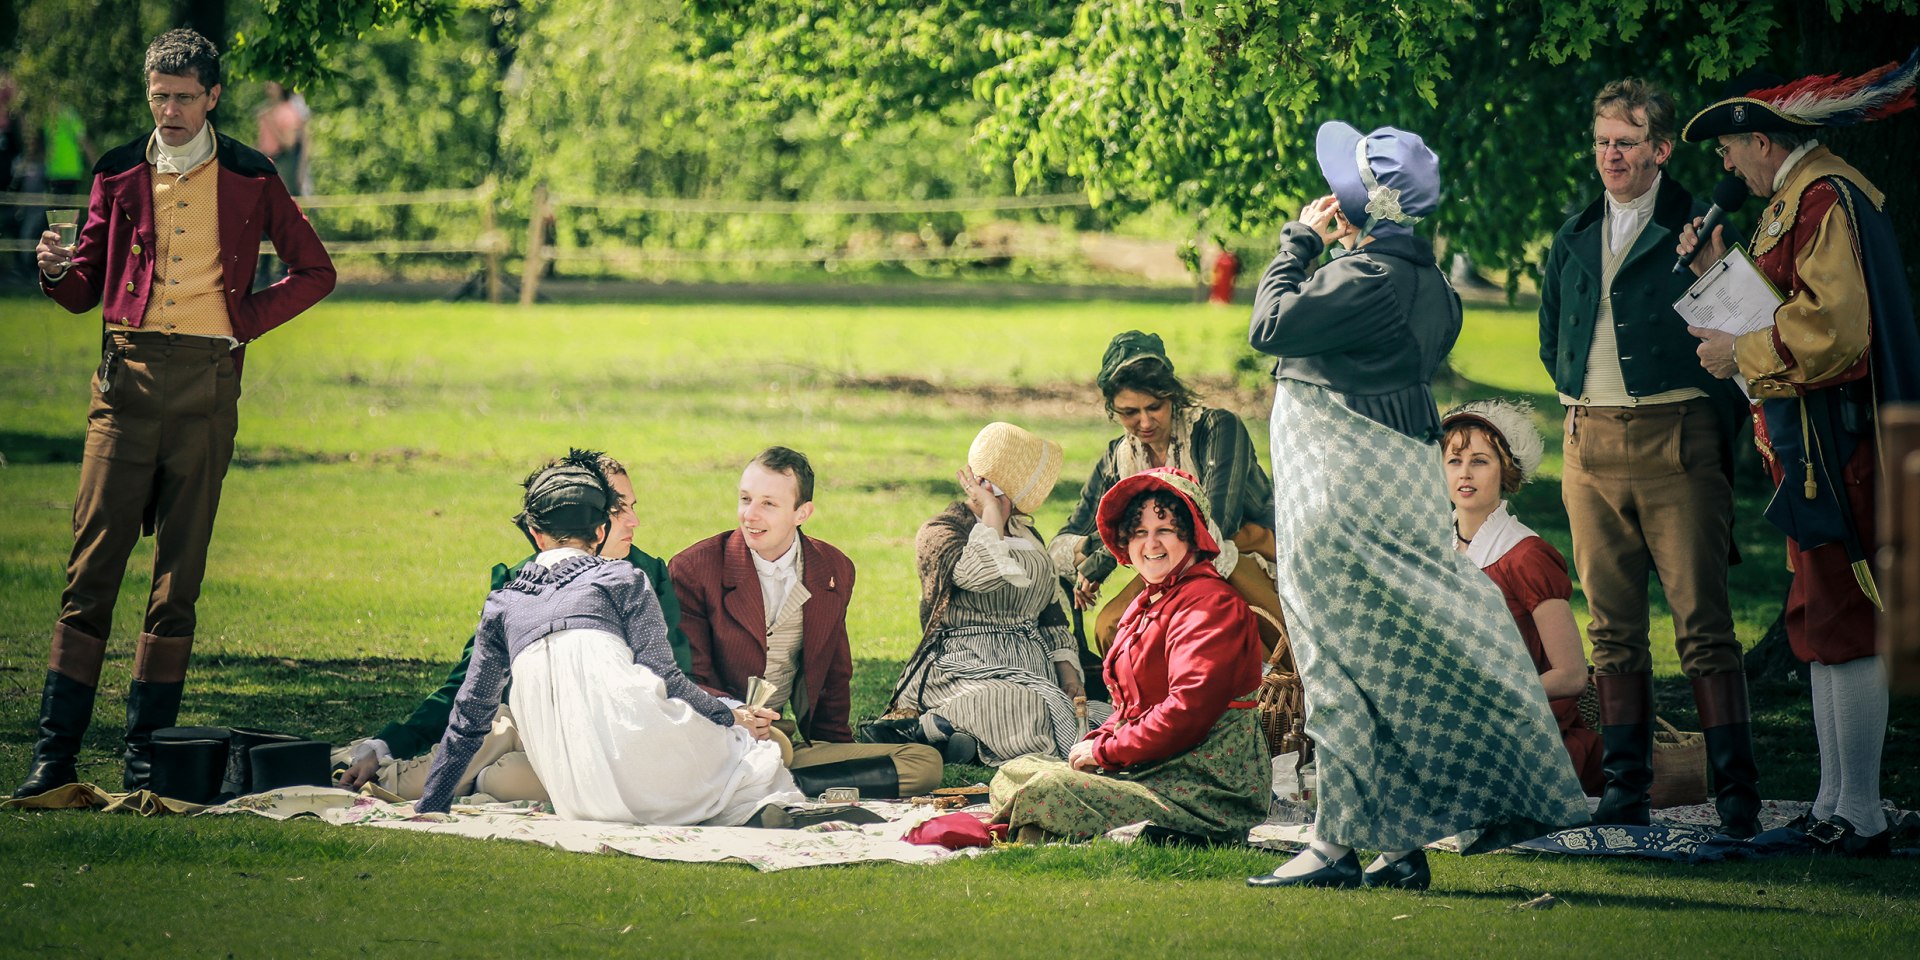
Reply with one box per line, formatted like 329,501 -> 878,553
1694,672 -> 1761,839
12,670 -> 98,799
122,679 -> 185,792
1593,671 -> 1654,826
790,756 -> 901,800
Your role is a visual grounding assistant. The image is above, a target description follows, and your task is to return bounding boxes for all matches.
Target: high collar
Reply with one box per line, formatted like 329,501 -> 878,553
148,121 -> 216,175
1337,230 -> 1435,267
749,536 -> 800,580
1772,140 -> 1820,193
1605,171 -> 1663,219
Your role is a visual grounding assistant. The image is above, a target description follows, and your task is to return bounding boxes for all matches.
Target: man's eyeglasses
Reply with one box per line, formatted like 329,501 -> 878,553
1713,136 -> 1749,159
1592,138 -> 1646,155
148,92 -> 206,107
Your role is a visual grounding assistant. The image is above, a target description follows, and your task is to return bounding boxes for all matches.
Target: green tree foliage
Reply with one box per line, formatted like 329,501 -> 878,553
681,0 -> 1917,286
229,0 -> 457,91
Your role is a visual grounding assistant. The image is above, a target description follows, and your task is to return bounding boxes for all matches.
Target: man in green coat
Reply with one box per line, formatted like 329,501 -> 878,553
335,456 -> 690,801
1537,79 -> 1756,837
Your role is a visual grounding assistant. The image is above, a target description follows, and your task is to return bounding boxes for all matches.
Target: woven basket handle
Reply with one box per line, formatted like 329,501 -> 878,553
1655,715 -> 1683,738
1263,602 -> 1297,671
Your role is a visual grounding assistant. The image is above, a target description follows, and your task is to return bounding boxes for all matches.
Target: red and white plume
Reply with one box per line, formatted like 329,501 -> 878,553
1750,48 -> 1920,127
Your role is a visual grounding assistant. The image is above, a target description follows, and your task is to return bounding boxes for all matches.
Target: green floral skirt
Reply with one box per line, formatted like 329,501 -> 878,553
988,708 -> 1268,842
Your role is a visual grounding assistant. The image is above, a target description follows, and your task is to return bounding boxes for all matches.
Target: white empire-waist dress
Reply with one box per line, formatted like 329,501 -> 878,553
414,547 -> 800,823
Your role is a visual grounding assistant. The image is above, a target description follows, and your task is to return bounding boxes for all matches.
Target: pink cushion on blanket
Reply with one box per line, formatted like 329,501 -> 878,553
905,813 -> 993,849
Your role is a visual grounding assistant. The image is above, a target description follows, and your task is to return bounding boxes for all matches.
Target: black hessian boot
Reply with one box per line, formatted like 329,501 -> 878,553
122,679 -> 185,792
790,756 -> 901,800
1593,671 -> 1654,826
1694,672 -> 1761,839
12,670 -> 98,799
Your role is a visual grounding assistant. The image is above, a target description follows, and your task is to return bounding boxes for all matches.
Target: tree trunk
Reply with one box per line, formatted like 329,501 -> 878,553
171,0 -> 227,52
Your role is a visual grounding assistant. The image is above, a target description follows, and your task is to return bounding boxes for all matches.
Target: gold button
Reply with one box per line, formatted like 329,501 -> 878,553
125,282 -> 134,292
131,243 -> 142,255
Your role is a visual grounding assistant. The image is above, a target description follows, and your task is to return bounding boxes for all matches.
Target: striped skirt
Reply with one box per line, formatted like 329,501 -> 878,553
903,623 -> 1113,765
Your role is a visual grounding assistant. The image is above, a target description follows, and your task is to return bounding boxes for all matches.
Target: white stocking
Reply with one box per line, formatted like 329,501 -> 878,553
1827,656 -> 1889,834
1270,839 -> 1353,879
1809,663 -> 1840,821
1367,848 -> 1419,871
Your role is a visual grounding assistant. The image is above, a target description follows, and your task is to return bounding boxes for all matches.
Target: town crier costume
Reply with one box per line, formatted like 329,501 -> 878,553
1681,49 -> 1920,855
15,28 -> 334,799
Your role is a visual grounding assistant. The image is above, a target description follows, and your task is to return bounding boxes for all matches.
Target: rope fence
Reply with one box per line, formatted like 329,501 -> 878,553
0,182 -> 1095,303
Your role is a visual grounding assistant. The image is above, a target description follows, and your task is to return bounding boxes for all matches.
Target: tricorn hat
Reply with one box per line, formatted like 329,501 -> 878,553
1682,49 -> 1918,142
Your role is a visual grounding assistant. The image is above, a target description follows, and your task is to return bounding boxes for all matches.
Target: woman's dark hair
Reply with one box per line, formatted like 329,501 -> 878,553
145,29 -> 221,90
1118,489 -> 1195,549
519,448 -> 616,543
1102,356 -> 1199,418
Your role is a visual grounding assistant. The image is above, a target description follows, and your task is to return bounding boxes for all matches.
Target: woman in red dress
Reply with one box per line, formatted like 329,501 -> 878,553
1442,400 -> 1603,795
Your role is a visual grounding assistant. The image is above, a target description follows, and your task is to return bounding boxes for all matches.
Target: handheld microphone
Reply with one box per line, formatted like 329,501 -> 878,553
1674,175 -> 1751,274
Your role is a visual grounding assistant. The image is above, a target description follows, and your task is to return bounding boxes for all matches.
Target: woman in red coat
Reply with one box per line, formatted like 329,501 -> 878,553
989,467 -> 1268,843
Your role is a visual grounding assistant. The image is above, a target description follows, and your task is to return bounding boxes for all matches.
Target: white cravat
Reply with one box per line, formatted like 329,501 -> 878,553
147,121 -> 216,176
751,538 -> 801,620
1605,172 -> 1661,256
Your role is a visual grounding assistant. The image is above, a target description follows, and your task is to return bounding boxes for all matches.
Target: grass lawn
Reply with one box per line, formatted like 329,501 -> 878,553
1,294 -> 1914,957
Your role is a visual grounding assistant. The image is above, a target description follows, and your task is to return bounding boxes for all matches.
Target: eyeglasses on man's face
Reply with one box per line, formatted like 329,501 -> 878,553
148,91 -> 206,108
1592,138 -> 1646,155
1713,136 -> 1750,159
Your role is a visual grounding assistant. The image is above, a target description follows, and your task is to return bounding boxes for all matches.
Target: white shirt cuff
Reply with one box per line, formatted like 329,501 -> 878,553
353,739 -> 394,765
969,521 -> 1032,588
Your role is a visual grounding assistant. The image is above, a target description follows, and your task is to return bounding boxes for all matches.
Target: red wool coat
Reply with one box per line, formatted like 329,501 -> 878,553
41,131 -> 334,378
668,530 -> 857,744
1090,563 -> 1263,769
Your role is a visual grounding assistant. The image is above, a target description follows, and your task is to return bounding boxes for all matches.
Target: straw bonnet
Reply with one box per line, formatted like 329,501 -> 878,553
1440,399 -> 1545,485
967,422 -> 1064,515
1094,467 -> 1221,565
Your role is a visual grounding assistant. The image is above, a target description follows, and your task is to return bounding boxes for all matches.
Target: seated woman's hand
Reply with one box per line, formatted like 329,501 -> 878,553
733,706 -> 778,740
1067,740 -> 1100,772
1072,575 -> 1101,610
337,754 -> 379,790
1054,661 -> 1087,701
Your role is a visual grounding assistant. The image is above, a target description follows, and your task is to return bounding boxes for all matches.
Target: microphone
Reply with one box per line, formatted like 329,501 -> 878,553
1674,175 -> 1751,274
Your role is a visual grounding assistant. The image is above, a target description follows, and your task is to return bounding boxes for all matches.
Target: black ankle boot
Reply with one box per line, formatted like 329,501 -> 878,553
1693,672 -> 1761,839
790,756 -> 901,800
1593,672 -> 1654,826
12,671 -> 98,799
122,679 -> 185,792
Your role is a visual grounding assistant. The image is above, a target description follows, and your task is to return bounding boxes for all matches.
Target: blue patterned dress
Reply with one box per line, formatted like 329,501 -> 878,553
1268,380 -> 1589,852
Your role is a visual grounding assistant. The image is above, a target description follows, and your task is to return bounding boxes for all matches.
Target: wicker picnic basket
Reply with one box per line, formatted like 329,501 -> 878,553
1649,715 -> 1709,808
1254,603 -> 1312,765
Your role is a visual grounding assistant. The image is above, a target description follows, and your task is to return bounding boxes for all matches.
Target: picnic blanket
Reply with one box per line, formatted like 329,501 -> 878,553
3,783 -> 992,873
1247,798 -> 1919,860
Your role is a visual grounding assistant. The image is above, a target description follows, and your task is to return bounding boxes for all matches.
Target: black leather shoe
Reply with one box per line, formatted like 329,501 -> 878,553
1808,817 -> 1895,858
1246,848 -> 1362,889
1362,849 -> 1431,890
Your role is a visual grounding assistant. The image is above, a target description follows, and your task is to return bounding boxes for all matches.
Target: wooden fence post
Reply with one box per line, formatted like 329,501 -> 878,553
480,177 -> 503,304
1881,404 -> 1920,693
520,182 -> 550,306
